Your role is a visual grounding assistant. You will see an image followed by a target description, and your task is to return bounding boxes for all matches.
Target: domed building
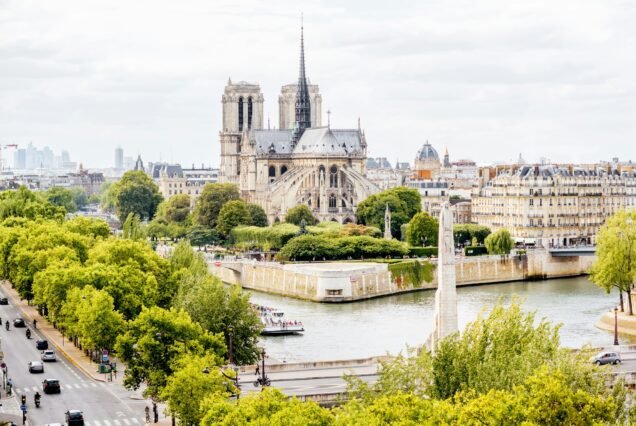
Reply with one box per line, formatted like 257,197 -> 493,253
414,141 -> 441,179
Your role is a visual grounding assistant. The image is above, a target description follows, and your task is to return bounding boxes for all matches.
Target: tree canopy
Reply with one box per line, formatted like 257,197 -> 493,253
164,194 -> 192,224
193,183 -> 240,229
356,187 -> 421,239
112,171 -> 163,223
216,200 -> 252,237
484,228 -> 514,257
590,210 -> 636,314
246,203 -> 268,227
284,204 -> 318,226
406,212 -> 438,247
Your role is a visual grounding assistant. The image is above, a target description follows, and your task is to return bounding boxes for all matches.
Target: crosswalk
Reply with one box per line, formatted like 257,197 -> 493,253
35,419 -> 145,426
13,381 -> 109,394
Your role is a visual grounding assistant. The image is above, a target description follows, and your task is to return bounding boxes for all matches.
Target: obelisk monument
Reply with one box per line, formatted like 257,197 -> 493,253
429,201 -> 458,351
384,203 -> 392,240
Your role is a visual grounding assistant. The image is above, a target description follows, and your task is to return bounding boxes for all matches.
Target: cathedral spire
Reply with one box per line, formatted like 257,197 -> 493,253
292,17 -> 312,147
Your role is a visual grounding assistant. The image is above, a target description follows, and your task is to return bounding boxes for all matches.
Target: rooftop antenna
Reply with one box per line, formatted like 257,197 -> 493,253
268,115 -> 271,130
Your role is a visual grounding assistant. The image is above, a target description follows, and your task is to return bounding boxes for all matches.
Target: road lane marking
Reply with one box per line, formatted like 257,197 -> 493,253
131,418 -> 139,424
123,419 -> 131,425
32,386 -> 39,391
104,421 -> 112,426
114,420 -> 122,425
74,383 -> 82,388
93,421 -> 101,426
91,382 -> 98,387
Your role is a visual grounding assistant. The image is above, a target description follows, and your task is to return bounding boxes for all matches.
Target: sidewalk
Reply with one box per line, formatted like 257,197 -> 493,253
1,281 -> 123,385
246,364 -> 379,382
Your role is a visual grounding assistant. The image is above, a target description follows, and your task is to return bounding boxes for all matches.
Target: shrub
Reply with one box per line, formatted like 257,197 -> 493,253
276,235 -> 408,261
409,247 -> 438,257
388,260 -> 435,288
464,246 -> 488,256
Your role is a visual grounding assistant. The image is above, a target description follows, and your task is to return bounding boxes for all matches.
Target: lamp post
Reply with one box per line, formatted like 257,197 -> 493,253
614,306 -> 619,346
228,325 -> 234,366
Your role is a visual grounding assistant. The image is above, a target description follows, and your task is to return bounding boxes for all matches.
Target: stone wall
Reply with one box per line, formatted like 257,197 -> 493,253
209,250 -> 596,302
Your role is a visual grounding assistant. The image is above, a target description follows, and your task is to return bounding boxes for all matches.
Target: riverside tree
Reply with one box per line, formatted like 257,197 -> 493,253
216,200 -> 252,238
112,170 -> 163,223
193,183 -> 240,229
590,210 -> 636,314
115,306 -> 226,400
284,204 -> 318,226
484,228 -> 514,258
356,187 -> 421,239
406,212 -> 439,247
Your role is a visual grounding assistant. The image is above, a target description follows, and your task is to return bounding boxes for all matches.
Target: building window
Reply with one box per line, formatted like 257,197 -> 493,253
269,166 -> 276,177
330,165 -> 338,188
280,165 -> 288,175
329,194 -> 337,208
247,97 -> 253,129
238,96 -> 244,131
530,199 -> 533,206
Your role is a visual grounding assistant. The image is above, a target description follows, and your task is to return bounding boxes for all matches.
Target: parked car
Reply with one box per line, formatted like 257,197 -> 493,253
593,351 -> 621,365
36,339 -> 48,350
28,361 -> 44,374
42,378 -> 61,394
65,410 -> 84,426
13,318 -> 25,327
41,350 -> 57,362
0,296 -> 8,305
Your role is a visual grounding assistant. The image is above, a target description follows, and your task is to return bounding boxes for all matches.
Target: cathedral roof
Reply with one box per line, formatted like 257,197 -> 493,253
416,141 -> 439,161
251,127 -> 364,158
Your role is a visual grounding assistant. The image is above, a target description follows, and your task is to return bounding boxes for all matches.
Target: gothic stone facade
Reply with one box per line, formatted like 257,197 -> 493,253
218,29 -> 378,224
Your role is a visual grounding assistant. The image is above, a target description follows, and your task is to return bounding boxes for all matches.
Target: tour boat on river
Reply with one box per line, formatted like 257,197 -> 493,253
254,305 -> 305,336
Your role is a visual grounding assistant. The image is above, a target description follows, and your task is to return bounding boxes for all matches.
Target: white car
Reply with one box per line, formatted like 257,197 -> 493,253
41,350 -> 57,362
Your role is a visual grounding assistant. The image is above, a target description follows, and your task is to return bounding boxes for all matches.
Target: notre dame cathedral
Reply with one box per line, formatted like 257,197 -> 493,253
218,25 -> 378,224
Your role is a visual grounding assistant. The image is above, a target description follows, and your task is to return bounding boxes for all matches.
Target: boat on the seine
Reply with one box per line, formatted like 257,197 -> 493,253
255,305 -> 305,336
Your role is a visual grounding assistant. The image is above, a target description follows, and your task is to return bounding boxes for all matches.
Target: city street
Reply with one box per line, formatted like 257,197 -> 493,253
0,293 -> 148,426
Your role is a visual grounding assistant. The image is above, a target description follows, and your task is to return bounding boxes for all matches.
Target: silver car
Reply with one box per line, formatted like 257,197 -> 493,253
41,350 -> 57,362
593,351 -> 621,365
29,360 -> 44,373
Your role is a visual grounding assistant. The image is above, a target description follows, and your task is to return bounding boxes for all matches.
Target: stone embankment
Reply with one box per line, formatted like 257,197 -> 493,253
596,308 -> 636,338
208,249 -> 595,302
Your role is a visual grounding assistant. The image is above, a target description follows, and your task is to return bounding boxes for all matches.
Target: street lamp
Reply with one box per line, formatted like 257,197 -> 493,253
614,306 -> 619,346
202,366 -> 240,399
227,325 -> 234,366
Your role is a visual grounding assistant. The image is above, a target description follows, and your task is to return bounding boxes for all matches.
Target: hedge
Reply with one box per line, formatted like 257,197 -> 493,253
408,246 -> 438,257
464,246 -> 488,256
275,235 -> 408,261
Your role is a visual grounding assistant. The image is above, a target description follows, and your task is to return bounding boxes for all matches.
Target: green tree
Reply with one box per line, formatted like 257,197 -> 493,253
187,226 -> 220,247
115,306 -> 226,400
70,187 -> 89,210
406,212 -> 438,247
484,228 -> 514,258
112,171 -> 163,223
216,200 -> 252,238
172,243 -> 262,365
99,182 -> 118,212
285,204 -> 318,226
161,353 -> 232,425
73,285 -> 125,351
246,203 -> 268,227
193,183 -> 240,228
0,186 -> 66,220
46,187 -> 77,213
164,194 -> 191,224
590,210 -> 636,314
356,187 -> 421,239
64,216 -> 110,239
122,213 -> 145,240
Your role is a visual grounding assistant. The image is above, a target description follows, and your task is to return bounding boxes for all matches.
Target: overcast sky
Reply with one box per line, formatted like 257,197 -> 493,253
1,0 -> 635,169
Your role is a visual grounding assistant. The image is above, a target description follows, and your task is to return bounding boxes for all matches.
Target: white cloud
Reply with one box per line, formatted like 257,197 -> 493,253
1,0 -> 635,168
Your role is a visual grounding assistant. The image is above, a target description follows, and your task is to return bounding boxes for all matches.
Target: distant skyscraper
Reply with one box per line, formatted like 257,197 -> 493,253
13,149 -> 26,169
115,147 -> 124,169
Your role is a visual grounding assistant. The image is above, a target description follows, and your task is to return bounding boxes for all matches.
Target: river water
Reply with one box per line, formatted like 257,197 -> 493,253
250,276 -> 623,362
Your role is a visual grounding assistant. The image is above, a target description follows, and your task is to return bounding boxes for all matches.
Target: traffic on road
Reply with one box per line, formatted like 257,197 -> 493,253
0,290 -> 148,426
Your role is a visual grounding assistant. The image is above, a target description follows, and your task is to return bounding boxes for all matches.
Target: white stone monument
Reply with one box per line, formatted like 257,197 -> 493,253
428,202 -> 458,351
384,203 -> 392,240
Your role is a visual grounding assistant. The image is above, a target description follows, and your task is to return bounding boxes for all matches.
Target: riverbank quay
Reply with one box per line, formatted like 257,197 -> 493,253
209,249 -> 596,302
597,308 -> 636,339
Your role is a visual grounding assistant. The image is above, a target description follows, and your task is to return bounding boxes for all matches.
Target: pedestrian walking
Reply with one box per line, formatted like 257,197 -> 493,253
255,365 -> 259,376
33,319 -> 37,329
145,406 -> 150,423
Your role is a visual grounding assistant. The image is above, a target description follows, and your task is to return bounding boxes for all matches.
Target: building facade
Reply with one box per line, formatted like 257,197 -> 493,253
218,26 -> 377,223
472,164 -> 636,247
156,165 -> 219,202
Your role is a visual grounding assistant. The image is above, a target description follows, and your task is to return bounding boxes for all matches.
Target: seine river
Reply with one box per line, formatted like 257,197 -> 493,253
249,276 -> 623,362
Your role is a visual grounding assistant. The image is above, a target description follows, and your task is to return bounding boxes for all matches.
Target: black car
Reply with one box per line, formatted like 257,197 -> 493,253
0,297 -> 8,305
65,410 -> 84,426
42,378 -> 61,394
36,339 -> 48,350
13,318 -> 25,328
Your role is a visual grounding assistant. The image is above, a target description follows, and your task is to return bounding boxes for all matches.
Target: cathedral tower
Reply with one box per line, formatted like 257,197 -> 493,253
291,24 -> 311,147
219,80 -> 264,184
